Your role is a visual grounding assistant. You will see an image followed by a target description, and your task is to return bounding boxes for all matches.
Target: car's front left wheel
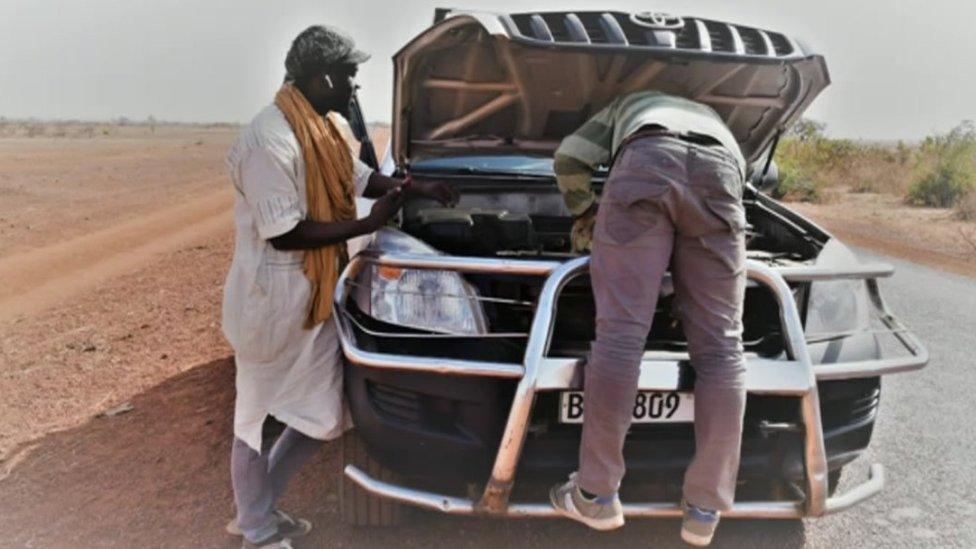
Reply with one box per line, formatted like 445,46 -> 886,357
339,430 -> 404,527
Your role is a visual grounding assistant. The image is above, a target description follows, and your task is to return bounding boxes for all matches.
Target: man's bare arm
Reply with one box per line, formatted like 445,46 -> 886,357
363,171 -> 400,198
269,218 -> 375,250
269,187 -> 406,250
364,171 -> 460,206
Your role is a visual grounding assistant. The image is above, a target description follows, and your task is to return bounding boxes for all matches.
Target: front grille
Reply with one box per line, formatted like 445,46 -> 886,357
368,382 -> 422,423
703,20 -> 736,53
737,26 -> 768,55
674,19 -> 702,49
576,12 -> 612,44
469,273 -> 787,358
507,11 -> 799,58
819,378 -> 881,429
540,13 -> 571,42
768,32 -> 794,56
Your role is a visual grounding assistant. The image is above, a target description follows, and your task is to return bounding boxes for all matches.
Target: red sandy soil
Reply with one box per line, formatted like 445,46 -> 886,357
790,191 -> 976,279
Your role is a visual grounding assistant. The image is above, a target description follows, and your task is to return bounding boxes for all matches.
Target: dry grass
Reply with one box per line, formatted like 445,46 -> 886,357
775,120 -> 975,207
0,119 -> 243,140
956,192 -> 976,221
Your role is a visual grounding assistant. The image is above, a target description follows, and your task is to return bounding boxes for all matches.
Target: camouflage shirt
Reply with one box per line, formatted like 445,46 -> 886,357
553,91 -> 746,216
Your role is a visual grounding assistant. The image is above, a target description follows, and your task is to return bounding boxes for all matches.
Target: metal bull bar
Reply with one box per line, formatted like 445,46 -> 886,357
334,253 -> 927,519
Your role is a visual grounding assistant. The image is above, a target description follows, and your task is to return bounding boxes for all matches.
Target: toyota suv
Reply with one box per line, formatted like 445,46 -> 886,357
335,8 -> 928,526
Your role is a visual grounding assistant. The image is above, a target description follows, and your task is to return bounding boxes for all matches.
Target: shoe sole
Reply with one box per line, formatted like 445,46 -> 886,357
278,519 -> 312,539
227,518 -> 312,538
680,527 -> 714,546
549,488 -> 625,531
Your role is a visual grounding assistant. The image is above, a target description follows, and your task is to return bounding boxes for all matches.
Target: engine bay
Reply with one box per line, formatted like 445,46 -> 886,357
402,207 -> 571,256
398,177 -> 824,263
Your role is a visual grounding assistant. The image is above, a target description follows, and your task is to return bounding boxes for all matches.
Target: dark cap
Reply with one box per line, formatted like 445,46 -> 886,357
284,25 -> 370,81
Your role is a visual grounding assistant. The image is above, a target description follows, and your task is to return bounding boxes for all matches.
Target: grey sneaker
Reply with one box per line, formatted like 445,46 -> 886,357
680,499 -> 720,546
227,509 -> 312,539
549,472 -> 625,531
241,532 -> 292,549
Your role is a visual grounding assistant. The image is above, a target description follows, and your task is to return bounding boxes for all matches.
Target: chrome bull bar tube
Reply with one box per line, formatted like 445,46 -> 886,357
477,256 -> 590,512
814,278 -> 929,380
747,262 -> 829,517
345,463 -> 806,518
335,252 -> 924,518
344,461 -> 885,519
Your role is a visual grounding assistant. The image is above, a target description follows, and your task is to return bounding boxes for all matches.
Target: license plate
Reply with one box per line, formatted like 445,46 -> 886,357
559,391 -> 694,424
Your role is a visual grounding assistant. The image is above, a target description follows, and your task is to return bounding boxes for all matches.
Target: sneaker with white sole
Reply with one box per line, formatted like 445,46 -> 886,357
680,499 -> 720,546
242,532 -> 293,549
549,472 -> 625,531
227,509 -> 312,539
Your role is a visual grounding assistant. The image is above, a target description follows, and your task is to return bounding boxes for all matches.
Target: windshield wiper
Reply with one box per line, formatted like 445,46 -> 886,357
412,165 -> 553,179
412,134 -> 520,147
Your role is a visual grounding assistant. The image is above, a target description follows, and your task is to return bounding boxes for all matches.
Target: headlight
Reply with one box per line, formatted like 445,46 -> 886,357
350,228 -> 490,335
353,264 -> 489,335
804,240 -> 873,341
805,279 -> 870,339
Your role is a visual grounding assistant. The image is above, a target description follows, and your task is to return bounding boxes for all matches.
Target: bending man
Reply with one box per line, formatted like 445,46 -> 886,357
549,91 -> 747,547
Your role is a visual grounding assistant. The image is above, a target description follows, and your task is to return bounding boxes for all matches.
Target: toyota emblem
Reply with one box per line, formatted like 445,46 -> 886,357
629,11 -> 685,31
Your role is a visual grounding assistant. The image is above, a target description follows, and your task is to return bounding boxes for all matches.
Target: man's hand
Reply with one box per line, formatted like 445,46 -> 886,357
570,205 -> 598,254
366,187 -> 407,231
406,178 -> 460,207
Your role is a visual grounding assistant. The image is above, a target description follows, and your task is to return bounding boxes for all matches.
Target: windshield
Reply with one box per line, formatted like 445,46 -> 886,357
410,155 -> 555,176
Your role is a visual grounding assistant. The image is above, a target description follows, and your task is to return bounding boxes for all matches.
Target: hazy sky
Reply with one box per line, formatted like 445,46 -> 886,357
2,0 -> 973,140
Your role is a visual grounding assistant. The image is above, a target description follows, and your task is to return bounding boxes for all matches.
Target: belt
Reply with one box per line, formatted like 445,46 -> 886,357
624,125 -> 724,147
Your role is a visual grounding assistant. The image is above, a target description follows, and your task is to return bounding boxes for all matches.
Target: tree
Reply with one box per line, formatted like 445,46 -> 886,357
785,118 -> 826,142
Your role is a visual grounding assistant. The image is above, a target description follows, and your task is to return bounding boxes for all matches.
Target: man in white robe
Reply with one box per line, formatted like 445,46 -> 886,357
222,25 -> 456,549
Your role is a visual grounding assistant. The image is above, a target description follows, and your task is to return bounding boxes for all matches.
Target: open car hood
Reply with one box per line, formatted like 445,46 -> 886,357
392,10 -> 830,170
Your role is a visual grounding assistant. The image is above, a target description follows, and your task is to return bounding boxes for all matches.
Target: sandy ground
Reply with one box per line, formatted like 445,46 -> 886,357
0,128 -> 972,547
0,128 -> 239,466
790,191 -> 976,279
0,127 -> 234,257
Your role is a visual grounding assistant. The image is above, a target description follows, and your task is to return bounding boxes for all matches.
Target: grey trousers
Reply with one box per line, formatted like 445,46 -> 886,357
577,135 -> 747,512
231,426 -> 323,542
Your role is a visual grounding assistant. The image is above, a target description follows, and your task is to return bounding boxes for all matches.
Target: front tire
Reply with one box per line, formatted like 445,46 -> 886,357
339,430 -> 404,527
828,467 -> 843,496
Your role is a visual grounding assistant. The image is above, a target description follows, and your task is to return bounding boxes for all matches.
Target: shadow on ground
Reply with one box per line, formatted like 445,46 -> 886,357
0,358 -> 806,548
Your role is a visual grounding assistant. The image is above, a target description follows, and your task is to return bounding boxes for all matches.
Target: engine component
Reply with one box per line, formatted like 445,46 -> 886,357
403,208 -> 535,255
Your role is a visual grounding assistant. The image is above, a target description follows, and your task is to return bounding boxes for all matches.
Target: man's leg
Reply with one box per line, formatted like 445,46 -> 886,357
576,149 -> 678,497
267,427 -> 325,501
577,232 -> 673,496
231,436 -> 277,543
672,229 -> 747,512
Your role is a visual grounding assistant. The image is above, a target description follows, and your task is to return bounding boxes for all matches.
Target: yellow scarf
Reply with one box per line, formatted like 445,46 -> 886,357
274,83 -> 357,328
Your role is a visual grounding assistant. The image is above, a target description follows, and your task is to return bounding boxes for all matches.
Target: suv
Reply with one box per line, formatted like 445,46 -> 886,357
336,8 -> 928,525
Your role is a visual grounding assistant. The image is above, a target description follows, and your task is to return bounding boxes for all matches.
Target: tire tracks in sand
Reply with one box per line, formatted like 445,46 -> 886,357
0,184 -> 234,322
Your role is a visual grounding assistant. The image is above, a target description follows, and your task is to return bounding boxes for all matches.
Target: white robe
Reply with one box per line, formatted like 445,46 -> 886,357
222,104 -> 372,453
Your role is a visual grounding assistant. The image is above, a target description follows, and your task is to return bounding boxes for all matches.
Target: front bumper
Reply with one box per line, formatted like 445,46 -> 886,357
335,253 -> 928,519
344,462 -> 885,519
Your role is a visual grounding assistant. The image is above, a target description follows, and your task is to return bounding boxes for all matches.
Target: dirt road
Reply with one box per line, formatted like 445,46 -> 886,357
791,192 -> 976,279
0,186 -> 232,321
0,129 -> 238,474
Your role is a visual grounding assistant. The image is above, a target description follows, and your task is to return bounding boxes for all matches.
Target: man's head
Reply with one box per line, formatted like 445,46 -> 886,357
284,25 -> 370,116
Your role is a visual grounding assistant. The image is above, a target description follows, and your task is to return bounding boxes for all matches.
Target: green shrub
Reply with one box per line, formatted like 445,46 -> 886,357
907,162 -> 974,207
907,121 -> 976,207
774,163 -> 823,202
775,118 -> 866,199
773,118 -> 976,205
956,191 -> 976,221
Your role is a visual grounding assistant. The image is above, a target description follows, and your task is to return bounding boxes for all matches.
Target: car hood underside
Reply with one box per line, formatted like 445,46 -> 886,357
392,11 -> 830,168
